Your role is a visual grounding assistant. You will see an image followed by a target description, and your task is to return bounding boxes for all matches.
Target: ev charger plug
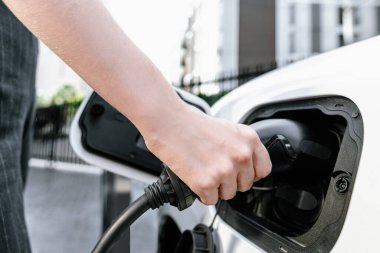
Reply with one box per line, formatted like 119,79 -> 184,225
92,164 -> 197,253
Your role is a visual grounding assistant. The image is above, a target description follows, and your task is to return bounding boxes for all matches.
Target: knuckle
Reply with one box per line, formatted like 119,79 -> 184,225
219,163 -> 234,179
233,148 -> 251,164
196,178 -> 217,192
246,130 -> 260,145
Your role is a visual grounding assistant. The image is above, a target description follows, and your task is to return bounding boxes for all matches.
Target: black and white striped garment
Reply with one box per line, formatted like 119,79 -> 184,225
0,2 -> 38,253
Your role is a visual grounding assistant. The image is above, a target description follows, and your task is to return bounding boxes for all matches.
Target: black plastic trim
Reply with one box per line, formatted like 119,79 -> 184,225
79,92 -> 207,176
218,96 -> 363,253
79,93 -> 162,175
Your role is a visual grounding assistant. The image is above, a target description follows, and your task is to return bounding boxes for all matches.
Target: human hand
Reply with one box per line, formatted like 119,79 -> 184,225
144,105 -> 272,205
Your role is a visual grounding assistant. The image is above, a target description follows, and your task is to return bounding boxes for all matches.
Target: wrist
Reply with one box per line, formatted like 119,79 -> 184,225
138,94 -> 191,144
142,102 -> 204,156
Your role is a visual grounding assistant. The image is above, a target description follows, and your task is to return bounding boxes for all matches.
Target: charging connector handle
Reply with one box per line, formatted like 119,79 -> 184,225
92,165 -> 197,253
145,164 -> 197,211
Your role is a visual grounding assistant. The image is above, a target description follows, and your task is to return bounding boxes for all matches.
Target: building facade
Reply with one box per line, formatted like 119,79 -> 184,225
180,0 -> 380,86
277,0 -> 380,63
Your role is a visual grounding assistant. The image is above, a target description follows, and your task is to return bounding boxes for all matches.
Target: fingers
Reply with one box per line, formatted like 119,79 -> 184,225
237,170 -> 255,192
236,155 -> 255,192
242,125 -> 272,178
200,130 -> 271,204
252,141 -> 272,179
200,178 -> 239,203
236,126 -> 271,191
198,188 -> 219,205
196,161 -> 240,203
156,118 -> 272,206
219,180 -> 238,200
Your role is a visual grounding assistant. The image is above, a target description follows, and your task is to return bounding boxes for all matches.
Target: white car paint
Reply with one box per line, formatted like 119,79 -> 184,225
211,36 -> 380,253
71,36 -> 380,252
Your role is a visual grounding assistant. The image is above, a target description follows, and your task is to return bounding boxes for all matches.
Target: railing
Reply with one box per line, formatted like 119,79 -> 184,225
176,63 -> 277,105
31,101 -> 86,164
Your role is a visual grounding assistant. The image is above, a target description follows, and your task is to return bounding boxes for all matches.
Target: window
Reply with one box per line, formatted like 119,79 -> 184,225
289,33 -> 296,54
339,7 -> 359,26
338,7 -> 344,25
311,4 -> 321,53
353,33 -> 359,42
289,4 -> 296,25
377,7 -> 380,35
339,34 -> 345,46
352,7 -> 360,25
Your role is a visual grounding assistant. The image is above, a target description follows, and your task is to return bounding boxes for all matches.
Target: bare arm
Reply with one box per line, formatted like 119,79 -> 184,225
4,0 -> 271,204
5,0 -> 183,136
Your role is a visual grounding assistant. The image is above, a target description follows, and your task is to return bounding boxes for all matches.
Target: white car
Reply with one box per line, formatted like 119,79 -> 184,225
71,36 -> 380,253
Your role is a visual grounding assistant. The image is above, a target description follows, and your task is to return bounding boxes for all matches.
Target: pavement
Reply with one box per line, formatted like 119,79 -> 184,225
24,166 -> 158,253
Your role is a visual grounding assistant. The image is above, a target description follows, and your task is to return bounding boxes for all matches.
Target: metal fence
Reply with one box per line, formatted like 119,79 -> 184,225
31,63 -> 279,164
31,101 -> 86,164
177,63 -> 277,105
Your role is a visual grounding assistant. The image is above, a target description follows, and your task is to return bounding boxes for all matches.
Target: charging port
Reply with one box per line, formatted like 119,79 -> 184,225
218,96 -> 363,253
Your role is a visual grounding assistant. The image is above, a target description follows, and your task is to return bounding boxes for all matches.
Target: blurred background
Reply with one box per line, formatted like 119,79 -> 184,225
25,0 -> 380,252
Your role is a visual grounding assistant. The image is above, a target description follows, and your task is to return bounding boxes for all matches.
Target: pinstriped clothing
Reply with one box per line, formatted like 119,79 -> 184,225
0,2 -> 38,253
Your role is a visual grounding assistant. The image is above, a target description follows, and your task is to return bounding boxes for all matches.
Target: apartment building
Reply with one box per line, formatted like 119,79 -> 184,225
277,0 -> 380,63
181,0 -> 380,81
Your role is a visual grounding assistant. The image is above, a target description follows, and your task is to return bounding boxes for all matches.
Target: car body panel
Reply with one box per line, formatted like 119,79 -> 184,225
71,36 -> 380,252
215,219 -> 266,253
209,36 -> 380,252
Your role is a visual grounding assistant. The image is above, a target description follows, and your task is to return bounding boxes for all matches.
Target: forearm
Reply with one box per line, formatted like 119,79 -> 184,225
4,0 -> 186,137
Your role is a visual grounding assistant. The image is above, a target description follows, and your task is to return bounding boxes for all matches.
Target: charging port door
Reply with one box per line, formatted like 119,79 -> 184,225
70,89 -> 211,183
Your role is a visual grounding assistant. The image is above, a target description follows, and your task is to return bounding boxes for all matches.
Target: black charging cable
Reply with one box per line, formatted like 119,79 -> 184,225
92,164 -> 197,253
